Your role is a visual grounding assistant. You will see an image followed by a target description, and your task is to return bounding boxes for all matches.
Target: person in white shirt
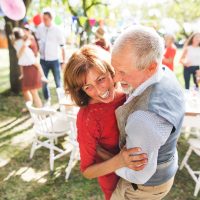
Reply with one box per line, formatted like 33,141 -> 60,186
36,9 -> 66,105
110,26 -> 185,200
180,32 -> 200,89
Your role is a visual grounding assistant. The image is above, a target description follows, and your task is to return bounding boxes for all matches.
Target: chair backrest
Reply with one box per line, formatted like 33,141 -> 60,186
26,101 -> 58,136
66,113 -> 77,139
56,87 -> 79,115
56,87 -> 67,112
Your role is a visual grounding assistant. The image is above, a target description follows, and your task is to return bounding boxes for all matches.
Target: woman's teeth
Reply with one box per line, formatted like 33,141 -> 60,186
100,90 -> 109,99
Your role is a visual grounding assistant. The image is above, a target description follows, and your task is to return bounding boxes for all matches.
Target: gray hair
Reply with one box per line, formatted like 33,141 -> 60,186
112,26 -> 165,70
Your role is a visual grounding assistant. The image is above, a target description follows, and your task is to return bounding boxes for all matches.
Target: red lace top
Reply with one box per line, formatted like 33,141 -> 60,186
77,93 -> 126,200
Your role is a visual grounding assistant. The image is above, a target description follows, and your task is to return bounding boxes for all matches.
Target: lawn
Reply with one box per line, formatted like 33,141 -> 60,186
0,49 -> 200,200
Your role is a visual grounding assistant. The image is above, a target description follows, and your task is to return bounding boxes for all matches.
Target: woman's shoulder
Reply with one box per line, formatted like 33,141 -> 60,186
77,106 -> 97,123
77,106 -> 100,138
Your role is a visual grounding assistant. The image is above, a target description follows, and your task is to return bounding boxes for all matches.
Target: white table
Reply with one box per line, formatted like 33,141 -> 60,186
185,89 -> 200,116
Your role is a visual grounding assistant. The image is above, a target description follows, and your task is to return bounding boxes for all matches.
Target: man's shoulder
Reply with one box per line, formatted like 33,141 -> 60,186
36,24 -> 45,36
156,66 -> 182,92
37,23 -> 45,30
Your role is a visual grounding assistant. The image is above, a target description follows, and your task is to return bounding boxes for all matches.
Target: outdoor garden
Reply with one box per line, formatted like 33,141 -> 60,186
1,0 -> 200,199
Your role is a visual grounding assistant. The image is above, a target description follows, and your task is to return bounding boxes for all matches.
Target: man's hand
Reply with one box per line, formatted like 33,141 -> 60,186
120,147 -> 148,171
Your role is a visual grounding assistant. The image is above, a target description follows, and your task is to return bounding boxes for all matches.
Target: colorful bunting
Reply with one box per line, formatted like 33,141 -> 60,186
79,16 -> 87,26
72,16 -> 78,22
89,18 -> 96,27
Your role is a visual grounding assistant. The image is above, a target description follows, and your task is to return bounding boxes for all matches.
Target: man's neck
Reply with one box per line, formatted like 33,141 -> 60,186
45,23 -> 52,28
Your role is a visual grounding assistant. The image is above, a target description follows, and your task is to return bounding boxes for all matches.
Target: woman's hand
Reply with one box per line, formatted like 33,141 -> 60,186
119,147 -> 148,171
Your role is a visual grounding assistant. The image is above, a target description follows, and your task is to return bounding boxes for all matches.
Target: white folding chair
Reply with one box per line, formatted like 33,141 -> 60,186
180,138 -> 200,197
26,101 -> 75,172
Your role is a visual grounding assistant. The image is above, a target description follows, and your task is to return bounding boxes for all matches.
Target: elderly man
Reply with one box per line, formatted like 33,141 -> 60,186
110,26 -> 185,200
36,9 -> 66,106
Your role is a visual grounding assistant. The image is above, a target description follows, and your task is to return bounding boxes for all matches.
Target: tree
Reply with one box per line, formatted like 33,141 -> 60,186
63,0 -> 108,46
167,0 -> 200,38
4,0 -> 32,94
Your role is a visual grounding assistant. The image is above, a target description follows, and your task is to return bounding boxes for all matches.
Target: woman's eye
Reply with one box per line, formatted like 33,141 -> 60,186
85,86 -> 90,91
85,85 -> 94,91
98,77 -> 105,82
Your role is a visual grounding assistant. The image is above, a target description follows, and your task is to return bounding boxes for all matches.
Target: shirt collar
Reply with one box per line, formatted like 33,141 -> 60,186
125,65 -> 164,104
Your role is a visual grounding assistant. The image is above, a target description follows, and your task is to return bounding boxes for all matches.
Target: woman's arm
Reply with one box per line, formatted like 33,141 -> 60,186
96,145 -> 114,161
83,147 -> 147,179
180,47 -> 190,66
77,111 -> 148,180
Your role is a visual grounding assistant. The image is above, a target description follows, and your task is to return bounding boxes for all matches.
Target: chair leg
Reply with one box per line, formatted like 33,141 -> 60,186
65,147 -> 78,180
194,177 -> 200,197
50,139 -> 55,171
180,147 -> 192,170
30,137 -> 38,159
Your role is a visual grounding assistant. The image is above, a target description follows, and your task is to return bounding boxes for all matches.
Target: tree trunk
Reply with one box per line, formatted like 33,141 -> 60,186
4,18 -> 21,94
4,0 -> 32,94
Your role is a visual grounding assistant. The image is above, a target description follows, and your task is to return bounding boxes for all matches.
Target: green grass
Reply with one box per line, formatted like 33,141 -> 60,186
0,49 -> 200,200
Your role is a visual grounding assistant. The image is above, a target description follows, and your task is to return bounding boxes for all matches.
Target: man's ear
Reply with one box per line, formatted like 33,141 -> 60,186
147,62 -> 158,76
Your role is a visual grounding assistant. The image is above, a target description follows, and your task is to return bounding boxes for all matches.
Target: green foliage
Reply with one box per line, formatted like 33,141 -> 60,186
167,0 -> 200,24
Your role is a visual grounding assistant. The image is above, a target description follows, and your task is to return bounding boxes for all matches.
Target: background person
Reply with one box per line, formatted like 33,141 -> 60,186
11,27 -> 43,108
94,27 -> 111,52
162,33 -> 176,71
36,9 -> 66,106
180,32 -> 200,90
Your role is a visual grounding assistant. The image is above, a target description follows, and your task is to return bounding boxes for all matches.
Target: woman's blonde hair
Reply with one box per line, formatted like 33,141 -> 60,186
64,45 -> 114,107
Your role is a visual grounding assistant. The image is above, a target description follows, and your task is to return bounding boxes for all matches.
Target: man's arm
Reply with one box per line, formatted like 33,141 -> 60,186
60,45 -> 66,70
179,47 -> 191,67
116,110 -> 173,184
57,27 -> 66,70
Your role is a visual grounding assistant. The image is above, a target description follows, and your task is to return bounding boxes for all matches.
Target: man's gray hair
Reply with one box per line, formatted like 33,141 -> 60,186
112,26 -> 165,70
